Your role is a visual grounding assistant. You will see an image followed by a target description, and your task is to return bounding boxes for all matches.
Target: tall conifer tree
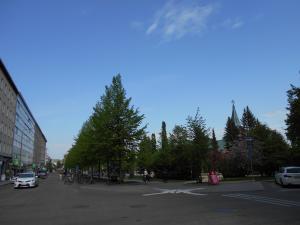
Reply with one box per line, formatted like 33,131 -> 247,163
160,121 -> 168,151
241,106 -> 257,133
151,133 -> 157,152
211,129 -> 219,151
224,117 -> 239,149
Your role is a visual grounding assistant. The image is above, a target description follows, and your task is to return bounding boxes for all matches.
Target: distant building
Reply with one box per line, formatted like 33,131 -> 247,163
0,59 -> 47,180
33,124 -> 47,166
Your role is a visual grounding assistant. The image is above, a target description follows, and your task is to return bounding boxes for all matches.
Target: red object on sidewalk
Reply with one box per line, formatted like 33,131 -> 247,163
208,171 -> 220,185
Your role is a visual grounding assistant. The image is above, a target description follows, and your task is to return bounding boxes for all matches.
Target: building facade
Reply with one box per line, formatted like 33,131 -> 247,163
0,60 -> 18,179
12,95 -> 36,169
0,59 -> 47,180
33,124 -> 47,167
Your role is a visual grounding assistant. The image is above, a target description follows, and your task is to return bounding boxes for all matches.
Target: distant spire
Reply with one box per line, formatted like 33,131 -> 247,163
231,100 -> 241,127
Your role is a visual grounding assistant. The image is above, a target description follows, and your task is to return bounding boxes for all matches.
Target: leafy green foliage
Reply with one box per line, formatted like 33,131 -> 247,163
186,109 -> 210,178
220,106 -> 290,177
224,117 -> 239,149
64,74 -> 296,180
151,133 -> 157,152
210,129 -> 219,171
64,75 -> 145,179
286,85 -> 300,149
241,106 -> 257,133
160,121 -> 168,151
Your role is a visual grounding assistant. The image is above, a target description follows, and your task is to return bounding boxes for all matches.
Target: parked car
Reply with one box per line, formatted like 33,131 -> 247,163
14,172 -> 39,189
38,171 -> 48,179
275,166 -> 300,187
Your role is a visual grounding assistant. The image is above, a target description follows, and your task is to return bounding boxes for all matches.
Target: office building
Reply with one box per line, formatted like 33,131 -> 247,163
0,59 -> 47,180
0,60 -> 18,179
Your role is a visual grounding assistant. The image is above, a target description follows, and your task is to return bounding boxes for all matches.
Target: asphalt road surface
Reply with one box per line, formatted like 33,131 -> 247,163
0,173 -> 300,225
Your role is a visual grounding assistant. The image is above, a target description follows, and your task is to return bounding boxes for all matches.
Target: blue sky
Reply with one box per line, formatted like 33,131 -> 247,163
0,0 -> 299,159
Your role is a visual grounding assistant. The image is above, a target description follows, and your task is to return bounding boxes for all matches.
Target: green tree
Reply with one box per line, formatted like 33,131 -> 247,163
211,129 -> 219,151
241,106 -> 257,134
137,135 -> 153,170
153,121 -> 171,175
65,74 -> 146,181
250,122 -> 289,175
151,133 -> 157,152
169,125 -> 191,179
160,121 -> 168,151
210,129 -> 219,171
187,109 -> 210,180
286,84 -> 300,150
94,74 -> 146,180
224,117 -> 239,149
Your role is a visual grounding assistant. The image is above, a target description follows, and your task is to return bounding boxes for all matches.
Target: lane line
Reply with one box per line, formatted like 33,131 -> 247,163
228,194 -> 300,206
224,194 -> 292,207
223,193 -> 300,207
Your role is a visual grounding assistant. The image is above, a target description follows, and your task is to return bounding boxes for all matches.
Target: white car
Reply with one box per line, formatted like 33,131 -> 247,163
14,172 -> 39,188
275,166 -> 300,187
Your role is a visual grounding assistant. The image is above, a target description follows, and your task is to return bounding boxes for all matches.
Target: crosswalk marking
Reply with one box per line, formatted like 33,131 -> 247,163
223,193 -> 300,207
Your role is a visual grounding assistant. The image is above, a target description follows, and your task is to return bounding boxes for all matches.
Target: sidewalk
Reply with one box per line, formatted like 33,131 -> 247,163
0,180 -> 11,187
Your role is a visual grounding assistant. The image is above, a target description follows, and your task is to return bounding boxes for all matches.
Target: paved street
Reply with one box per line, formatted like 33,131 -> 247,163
1,174 -> 300,225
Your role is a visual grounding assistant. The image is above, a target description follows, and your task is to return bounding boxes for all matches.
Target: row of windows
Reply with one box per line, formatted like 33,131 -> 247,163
14,131 -> 34,147
13,139 -> 34,154
13,146 -> 33,165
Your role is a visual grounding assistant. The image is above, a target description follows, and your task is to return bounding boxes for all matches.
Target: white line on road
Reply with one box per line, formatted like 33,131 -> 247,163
223,193 -> 300,207
143,188 -> 207,197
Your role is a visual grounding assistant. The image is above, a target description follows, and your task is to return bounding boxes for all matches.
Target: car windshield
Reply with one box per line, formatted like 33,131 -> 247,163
286,168 -> 300,173
19,173 -> 34,178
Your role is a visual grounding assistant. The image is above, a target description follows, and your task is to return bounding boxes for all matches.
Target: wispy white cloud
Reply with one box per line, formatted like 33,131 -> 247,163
222,18 -> 244,29
146,1 -> 218,41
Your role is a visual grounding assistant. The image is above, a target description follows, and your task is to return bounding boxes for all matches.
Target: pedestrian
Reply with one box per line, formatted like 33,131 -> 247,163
143,169 -> 149,183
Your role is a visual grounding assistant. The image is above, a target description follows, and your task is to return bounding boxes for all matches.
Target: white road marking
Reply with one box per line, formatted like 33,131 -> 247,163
143,188 -> 207,197
223,193 -> 300,207
279,189 -> 300,192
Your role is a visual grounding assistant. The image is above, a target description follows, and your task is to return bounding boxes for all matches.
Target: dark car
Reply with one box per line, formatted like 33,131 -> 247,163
38,171 -> 48,179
